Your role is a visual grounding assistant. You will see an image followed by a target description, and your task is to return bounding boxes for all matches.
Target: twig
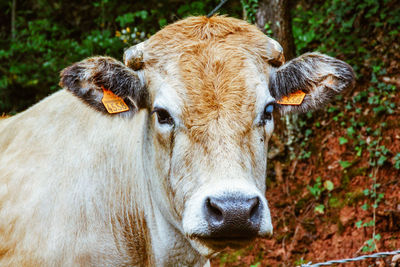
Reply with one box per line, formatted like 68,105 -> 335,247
207,0 -> 229,18
372,166 -> 380,252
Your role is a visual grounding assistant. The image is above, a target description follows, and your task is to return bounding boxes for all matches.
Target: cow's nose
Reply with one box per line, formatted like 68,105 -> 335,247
204,195 -> 262,238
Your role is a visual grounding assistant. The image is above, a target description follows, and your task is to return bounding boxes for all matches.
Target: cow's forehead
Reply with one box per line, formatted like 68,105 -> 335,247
146,16 -> 273,137
179,44 -> 256,135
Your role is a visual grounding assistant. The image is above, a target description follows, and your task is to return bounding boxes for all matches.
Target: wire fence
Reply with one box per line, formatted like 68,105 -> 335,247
301,250 -> 400,266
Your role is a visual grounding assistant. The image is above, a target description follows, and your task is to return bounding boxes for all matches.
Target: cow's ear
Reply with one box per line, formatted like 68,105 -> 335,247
269,52 -> 355,114
59,56 -> 147,115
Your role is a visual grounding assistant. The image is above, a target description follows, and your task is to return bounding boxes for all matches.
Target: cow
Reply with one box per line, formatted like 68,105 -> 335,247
0,16 -> 355,266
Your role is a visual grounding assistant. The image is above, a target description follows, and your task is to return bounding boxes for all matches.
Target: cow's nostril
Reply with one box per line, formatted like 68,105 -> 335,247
206,197 -> 223,222
249,197 -> 260,221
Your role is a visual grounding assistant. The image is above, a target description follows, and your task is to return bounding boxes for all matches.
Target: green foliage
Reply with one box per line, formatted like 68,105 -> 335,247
339,161 -> 352,169
338,137 -> 348,145
307,177 -> 335,214
308,177 -> 324,199
116,11 -> 149,28
393,153 -> 400,170
290,6 -> 398,249
177,1 -> 207,17
294,257 -> 307,265
292,8 -> 397,248
362,234 -> 381,252
263,21 -> 273,36
292,0 -> 399,72
0,16 -> 124,112
241,0 -> 258,24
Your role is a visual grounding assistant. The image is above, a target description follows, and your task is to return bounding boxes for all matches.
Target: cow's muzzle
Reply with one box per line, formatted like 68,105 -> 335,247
204,195 -> 261,239
183,184 -> 273,254
189,194 -> 264,250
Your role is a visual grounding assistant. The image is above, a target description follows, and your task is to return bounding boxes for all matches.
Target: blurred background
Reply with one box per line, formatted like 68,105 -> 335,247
1,0 -> 399,266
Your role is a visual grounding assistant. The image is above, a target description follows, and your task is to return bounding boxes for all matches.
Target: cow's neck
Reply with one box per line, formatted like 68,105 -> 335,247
108,110 -> 206,266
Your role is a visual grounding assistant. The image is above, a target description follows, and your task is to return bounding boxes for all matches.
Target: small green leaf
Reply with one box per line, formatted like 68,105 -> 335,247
347,127 -> 356,136
355,220 -> 363,228
324,180 -> 334,191
377,155 -> 387,166
361,203 -> 369,211
329,197 -> 340,208
158,18 -> 167,27
339,137 -> 348,145
364,220 -> 375,227
315,204 -> 325,214
373,183 -> 381,189
339,161 -> 352,169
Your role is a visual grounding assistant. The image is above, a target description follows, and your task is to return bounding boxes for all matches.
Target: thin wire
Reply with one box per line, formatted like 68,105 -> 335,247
207,0 -> 229,18
301,250 -> 400,266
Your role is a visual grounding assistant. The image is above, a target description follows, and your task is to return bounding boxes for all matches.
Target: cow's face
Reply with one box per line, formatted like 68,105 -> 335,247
134,20 -> 282,256
60,16 -> 354,257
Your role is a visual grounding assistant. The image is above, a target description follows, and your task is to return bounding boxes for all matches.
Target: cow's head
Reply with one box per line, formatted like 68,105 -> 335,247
60,16 -> 354,257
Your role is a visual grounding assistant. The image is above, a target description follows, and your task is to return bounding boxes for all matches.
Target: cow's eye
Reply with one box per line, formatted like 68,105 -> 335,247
152,107 -> 174,126
261,103 -> 274,122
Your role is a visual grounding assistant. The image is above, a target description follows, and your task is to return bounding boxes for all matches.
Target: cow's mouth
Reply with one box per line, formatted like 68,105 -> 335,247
189,235 -> 256,250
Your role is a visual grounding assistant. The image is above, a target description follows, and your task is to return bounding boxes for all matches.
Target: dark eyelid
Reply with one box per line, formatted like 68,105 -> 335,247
265,101 -> 277,107
151,106 -> 174,126
151,106 -> 162,114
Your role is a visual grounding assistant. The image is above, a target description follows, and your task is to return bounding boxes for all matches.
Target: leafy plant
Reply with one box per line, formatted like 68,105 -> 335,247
308,177 -> 335,214
241,0 -> 258,24
393,153 -> 400,170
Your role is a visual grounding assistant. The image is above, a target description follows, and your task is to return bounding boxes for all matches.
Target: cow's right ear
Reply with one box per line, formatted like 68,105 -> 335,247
59,56 -> 147,115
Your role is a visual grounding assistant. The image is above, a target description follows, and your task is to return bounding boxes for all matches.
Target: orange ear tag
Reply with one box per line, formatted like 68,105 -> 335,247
101,86 -> 130,114
276,90 -> 306,105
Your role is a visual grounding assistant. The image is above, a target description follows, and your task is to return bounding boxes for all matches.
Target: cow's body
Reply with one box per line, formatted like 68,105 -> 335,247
0,16 -> 354,266
0,91 -> 205,266
0,91 -> 206,266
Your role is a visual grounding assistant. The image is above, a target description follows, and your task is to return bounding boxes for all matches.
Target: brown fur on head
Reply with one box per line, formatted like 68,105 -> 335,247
144,16 -> 284,67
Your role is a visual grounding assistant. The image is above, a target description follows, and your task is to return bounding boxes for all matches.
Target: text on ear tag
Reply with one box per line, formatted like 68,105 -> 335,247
101,86 -> 130,114
276,90 -> 306,105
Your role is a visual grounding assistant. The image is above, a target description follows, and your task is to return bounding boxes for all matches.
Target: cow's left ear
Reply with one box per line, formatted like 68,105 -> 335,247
269,52 -> 355,114
59,56 -> 147,115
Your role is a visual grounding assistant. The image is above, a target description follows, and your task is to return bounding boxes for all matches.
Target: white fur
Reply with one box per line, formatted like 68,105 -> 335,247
0,91 -> 204,266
